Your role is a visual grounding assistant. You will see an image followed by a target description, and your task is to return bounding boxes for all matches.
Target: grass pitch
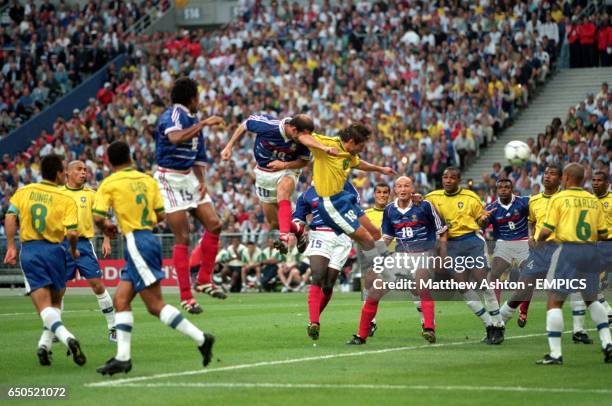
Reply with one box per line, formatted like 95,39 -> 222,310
0,290 -> 610,405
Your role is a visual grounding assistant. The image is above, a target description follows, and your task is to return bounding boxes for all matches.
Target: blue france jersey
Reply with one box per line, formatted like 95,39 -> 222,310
155,104 -> 207,170
293,181 -> 359,229
483,195 -> 530,240
382,200 -> 447,252
244,114 -> 311,169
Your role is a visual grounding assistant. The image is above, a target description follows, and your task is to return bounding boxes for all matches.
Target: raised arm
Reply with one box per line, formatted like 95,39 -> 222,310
295,132 -> 338,155
356,160 -> 396,175
168,116 -> 224,145
221,122 -> 248,160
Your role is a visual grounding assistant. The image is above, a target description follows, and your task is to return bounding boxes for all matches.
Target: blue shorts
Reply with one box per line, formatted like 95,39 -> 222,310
20,240 -> 67,293
597,240 -> 612,270
122,230 -> 164,293
523,243 -> 558,277
64,238 -> 102,281
318,191 -> 364,235
547,243 -> 599,295
446,232 -> 488,273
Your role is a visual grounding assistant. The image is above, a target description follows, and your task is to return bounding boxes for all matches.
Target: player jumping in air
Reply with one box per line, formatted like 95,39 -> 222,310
37,160 -> 116,355
348,176 -> 447,345
535,163 -> 611,365
94,141 -> 214,376
221,113 -> 334,253
154,77 -> 226,314
4,155 -> 86,367
426,167 -> 505,345
293,181 -> 357,340
592,171 -> 612,323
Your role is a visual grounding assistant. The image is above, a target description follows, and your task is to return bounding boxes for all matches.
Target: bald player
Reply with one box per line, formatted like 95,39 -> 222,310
536,163 -> 611,365
36,160 -> 116,355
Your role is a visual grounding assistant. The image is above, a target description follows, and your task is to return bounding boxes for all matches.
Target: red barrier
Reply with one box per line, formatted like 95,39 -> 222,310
66,259 -> 178,287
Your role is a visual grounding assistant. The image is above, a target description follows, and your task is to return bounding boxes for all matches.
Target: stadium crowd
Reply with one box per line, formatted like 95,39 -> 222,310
0,0 -> 610,247
478,80 -> 611,203
0,0 -> 167,136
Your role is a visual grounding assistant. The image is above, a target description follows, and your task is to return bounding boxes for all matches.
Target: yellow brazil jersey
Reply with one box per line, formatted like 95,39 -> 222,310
7,181 -> 78,243
543,188 -> 607,242
597,191 -> 612,237
311,133 -> 360,197
365,207 -> 385,230
425,188 -> 483,238
62,185 -> 96,239
528,191 -> 558,240
92,168 -> 164,234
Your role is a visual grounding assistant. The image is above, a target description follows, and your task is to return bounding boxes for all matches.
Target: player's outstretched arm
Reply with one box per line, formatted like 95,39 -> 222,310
356,160 -> 397,175
221,122 -> 247,160
295,133 -> 338,156
3,214 -> 17,265
267,159 -> 310,171
168,115 -> 224,145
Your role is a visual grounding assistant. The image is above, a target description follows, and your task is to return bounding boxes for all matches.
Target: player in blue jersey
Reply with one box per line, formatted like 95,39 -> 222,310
347,176 -> 448,345
480,179 -> 530,314
293,181 -> 358,340
221,114 -> 336,253
154,77 -> 226,314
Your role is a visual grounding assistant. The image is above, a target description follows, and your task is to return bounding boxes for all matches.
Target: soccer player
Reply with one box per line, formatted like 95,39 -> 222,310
480,179 -> 530,311
535,163 -> 611,365
348,176 -> 447,345
221,113 -> 332,253
296,124 -> 395,266
426,167 -> 505,345
362,182 -> 391,337
188,235 -> 226,299
94,141 -> 214,375
499,165 -> 593,343
154,77 -> 225,314
592,171 -> 612,322
293,181 -> 356,340
3,154 -> 86,366
59,161 -> 116,341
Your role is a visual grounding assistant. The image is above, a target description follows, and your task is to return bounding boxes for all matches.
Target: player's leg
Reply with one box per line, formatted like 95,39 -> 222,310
454,271 -> 493,342
276,175 -> 298,248
97,280 -> 136,375
307,254 -> 331,340
348,286 -> 385,345
192,201 -> 226,299
581,278 -> 612,362
570,292 -> 593,344
87,278 -> 116,340
473,266 -> 505,344
415,268 -> 436,343
166,210 -> 202,313
262,202 -> 279,231
320,267 -> 339,314
537,291 -> 566,365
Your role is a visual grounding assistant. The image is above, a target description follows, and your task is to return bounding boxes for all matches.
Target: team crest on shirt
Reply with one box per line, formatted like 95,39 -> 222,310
412,214 -> 418,221
457,202 -> 464,209
343,159 -> 350,170
81,197 -> 87,202
514,209 -> 519,216
605,202 -> 609,209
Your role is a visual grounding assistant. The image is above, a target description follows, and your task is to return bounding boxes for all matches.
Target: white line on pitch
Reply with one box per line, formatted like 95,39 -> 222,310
115,382 -> 612,395
84,330 -> 568,388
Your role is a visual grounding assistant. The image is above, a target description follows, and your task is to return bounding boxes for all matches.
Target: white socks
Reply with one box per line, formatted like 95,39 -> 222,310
546,308 -> 563,359
96,290 -> 116,330
38,327 -> 54,350
40,307 -> 74,347
588,301 -> 612,349
570,293 -> 586,333
159,305 -> 205,346
499,301 -> 516,323
115,311 -> 133,361
463,290 -> 492,326
483,289 -> 504,327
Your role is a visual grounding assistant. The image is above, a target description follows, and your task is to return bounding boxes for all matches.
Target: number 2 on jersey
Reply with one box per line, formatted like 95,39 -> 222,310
136,194 -> 153,226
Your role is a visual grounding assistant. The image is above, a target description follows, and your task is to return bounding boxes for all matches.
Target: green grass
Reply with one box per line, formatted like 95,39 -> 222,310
0,290 -> 610,405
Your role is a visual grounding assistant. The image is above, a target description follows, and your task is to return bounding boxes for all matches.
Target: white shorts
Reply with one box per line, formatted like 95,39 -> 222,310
254,166 -> 301,204
154,168 -> 212,213
305,229 -> 352,271
377,251 -> 432,283
493,240 -> 529,265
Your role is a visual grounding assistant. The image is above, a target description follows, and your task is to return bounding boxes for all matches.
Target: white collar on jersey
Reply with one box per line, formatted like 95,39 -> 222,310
496,194 -> 515,211
173,103 -> 195,118
278,117 -> 291,142
394,198 -> 413,214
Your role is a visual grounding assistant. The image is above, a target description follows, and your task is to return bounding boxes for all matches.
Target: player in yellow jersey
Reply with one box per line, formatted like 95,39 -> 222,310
592,171 -> 612,322
535,163 -> 611,365
36,161 -> 116,350
93,141 -> 215,376
426,167 -> 505,345
297,124 -> 395,265
362,182 -> 391,338
3,155 -> 86,367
